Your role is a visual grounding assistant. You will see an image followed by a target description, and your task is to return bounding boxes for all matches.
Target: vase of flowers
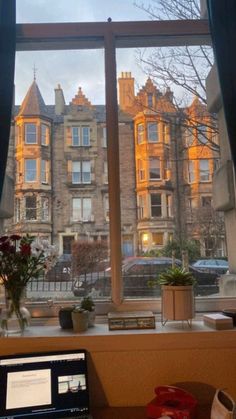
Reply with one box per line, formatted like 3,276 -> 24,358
0,234 -> 57,335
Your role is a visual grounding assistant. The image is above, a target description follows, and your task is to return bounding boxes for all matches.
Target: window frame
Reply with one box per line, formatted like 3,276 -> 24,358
25,159 -> 37,183
13,17 -> 226,313
72,197 -> 92,221
25,123 -> 37,144
147,122 -> 158,143
199,159 -> 210,182
25,195 -> 37,221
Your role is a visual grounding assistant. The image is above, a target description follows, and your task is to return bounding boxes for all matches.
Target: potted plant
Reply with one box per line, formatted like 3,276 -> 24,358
58,306 -> 75,329
80,296 -> 95,327
71,307 -> 89,332
157,267 -> 196,325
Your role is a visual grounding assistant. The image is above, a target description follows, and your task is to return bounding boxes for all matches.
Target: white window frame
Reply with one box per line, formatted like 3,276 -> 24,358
41,160 -> 48,184
72,161 -> 91,184
72,197 -> 92,221
41,124 -> 49,146
150,193 -> 162,218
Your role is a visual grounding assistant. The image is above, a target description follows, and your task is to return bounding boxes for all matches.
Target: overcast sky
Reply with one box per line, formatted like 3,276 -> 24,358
15,0 -> 152,106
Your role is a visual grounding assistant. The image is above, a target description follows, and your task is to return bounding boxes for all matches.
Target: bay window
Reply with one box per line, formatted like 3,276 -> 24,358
137,123 -> 144,144
188,161 -> 195,183
149,157 -> 161,180
41,124 -> 49,145
150,194 -> 162,217
200,159 -> 210,181
41,160 -> 48,183
147,122 -> 158,142
25,195 -> 37,220
41,197 -> 49,221
138,159 -> 145,181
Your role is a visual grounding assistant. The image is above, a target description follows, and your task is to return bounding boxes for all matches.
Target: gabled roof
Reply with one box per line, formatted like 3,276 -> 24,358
17,80 -> 48,118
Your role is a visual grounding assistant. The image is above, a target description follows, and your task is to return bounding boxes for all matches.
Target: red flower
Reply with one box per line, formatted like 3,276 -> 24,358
20,243 -> 31,256
10,234 -> 21,241
0,236 -> 8,243
0,241 -> 11,253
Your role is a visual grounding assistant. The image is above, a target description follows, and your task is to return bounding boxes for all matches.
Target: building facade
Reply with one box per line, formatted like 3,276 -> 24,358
4,72 -> 226,258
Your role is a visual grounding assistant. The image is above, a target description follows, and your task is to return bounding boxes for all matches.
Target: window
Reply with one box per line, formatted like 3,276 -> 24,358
104,195 -> 109,221
102,127 -> 107,147
25,196 -> 37,220
25,123 -> 37,144
82,127 -> 90,146
138,159 -> 145,181
138,195 -> 146,219
147,93 -> 153,108
149,157 -> 161,180
147,122 -> 158,142
200,159 -> 210,181
184,128 -> 194,146
41,160 -> 48,183
164,160 -> 171,180
202,196 -> 212,207
25,159 -> 37,182
198,124 -> 208,144
14,198 -> 21,222
152,232 -> 164,246
41,124 -> 49,145
72,127 -> 80,146
72,197 -> 92,221
188,161 -> 195,183
137,123 -> 144,144
71,161 -> 91,184
72,126 -> 90,146
63,236 -> 75,254
150,194 -> 162,217
41,197 -> 49,221
163,123 -> 169,143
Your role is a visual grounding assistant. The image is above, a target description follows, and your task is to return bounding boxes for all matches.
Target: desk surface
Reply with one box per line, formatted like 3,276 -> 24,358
92,406 -> 211,418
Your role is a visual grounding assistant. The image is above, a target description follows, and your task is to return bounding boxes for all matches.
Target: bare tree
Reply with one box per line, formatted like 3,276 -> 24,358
134,0 -> 218,151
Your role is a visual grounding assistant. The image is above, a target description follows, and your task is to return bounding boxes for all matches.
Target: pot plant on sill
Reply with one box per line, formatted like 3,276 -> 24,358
156,267 -> 196,326
71,307 -> 89,333
80,296 -> 95,327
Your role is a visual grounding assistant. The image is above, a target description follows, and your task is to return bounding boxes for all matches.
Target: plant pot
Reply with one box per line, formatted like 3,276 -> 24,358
222,309 -> 236,326
72,310 -> 89,333
162,285 -> 194,322
59,307 -> 74,329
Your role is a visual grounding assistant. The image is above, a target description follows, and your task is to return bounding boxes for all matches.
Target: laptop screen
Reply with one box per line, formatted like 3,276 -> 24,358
0,349 -> 90,419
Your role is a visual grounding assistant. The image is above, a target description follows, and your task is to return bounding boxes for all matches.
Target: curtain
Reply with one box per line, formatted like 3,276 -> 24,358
207,0 -> 236,167
0,0 -> 16,200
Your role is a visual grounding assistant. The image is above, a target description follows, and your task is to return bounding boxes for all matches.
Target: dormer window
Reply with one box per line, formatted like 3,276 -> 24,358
25,123 -> 37,144
147,93 -> 153,108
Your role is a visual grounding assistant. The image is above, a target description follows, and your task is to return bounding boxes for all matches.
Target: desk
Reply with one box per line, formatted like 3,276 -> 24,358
92,406 -> 211,418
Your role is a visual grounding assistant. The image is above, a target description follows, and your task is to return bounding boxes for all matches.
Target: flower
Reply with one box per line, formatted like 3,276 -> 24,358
0,234 -> 58,290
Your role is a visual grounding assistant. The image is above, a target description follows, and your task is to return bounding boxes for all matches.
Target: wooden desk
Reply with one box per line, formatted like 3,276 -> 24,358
92,405 -> 211,418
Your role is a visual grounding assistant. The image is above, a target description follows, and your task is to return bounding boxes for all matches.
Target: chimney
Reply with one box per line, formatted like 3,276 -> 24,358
54,84 -> 65,115
118,72 -> 135,112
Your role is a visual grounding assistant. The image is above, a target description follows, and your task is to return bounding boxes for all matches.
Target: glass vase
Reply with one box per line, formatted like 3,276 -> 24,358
1,287 -> 31,335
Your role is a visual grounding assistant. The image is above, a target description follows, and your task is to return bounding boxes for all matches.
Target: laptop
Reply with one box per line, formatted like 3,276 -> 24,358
0,349 -> 93,419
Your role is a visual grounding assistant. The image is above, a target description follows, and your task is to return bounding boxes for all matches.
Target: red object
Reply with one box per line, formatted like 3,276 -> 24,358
146,386 -> 198,419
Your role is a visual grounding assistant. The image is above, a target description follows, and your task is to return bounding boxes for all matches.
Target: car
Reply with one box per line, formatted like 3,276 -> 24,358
45,254 -> 72,281
72,257 -> 220,298
192,259 -> 228,274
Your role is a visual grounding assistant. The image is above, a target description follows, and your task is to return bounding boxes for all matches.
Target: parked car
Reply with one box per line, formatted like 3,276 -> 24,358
72,257 -> 220,298
192,259 -> 228,274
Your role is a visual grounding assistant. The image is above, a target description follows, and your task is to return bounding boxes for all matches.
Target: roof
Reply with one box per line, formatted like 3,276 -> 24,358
17,80 -> 48,118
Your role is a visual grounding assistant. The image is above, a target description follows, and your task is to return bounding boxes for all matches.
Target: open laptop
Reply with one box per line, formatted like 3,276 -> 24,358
0,349 -> 92,419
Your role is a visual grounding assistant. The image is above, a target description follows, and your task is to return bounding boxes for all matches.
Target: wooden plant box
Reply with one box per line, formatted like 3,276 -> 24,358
108,311 -> 156,331
203,313 -> 233,330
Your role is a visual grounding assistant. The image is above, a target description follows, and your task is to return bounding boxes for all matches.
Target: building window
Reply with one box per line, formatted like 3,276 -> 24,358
41,124 -> 49,145
137,123 -> 144,144
63,236 -> 75,254
138,195 -> 146,219
102,127 -> 107,147
41,160 -> 48,183
164,160 -> 171,180
163,123 -> 169,143
202,196 -> 212,207
72,161 -> 91,184
152,232 -> 164,246
25,196 -> 37,220
147,93 -> 153,108
200,159 -> 210,181
41,197 -> 49,221
82,127 -> 90,146
166,194 -> 172,217
184,128 -> 194,146
197,124 -> 208,144
72,197 -> 92,221
149,157 -> 161,180
138,159 -> 145,181
72,127 -> 80,146
25,123 -> 37,144
14,198 -> 21,222
147,122 -> 158,142
150,194 -> 162,217
104,195 -> 109,221
25,159 -> 37,182
188,161 -> 195,183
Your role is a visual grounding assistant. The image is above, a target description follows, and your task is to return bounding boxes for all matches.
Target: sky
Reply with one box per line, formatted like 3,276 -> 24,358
15,0 -> 152,106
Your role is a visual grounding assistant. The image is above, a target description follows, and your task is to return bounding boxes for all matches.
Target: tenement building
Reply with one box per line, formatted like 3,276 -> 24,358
4,72 -> 225,257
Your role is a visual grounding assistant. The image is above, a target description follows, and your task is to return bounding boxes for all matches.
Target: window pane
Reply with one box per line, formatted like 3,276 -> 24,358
72,161 -> 81,183
25,123 -> 37,144
82,161 -> 91,183
200,159 -> 210,181
149,158 -> 160,179
82,127 -> 90,146
41,124 -> 49,145
72,127 -> 80,146
25,159 -> 36,182
147,122 -> 158,142
137,123 -> 144,144
72,198 -> 81,221
25,196 -> 37,220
